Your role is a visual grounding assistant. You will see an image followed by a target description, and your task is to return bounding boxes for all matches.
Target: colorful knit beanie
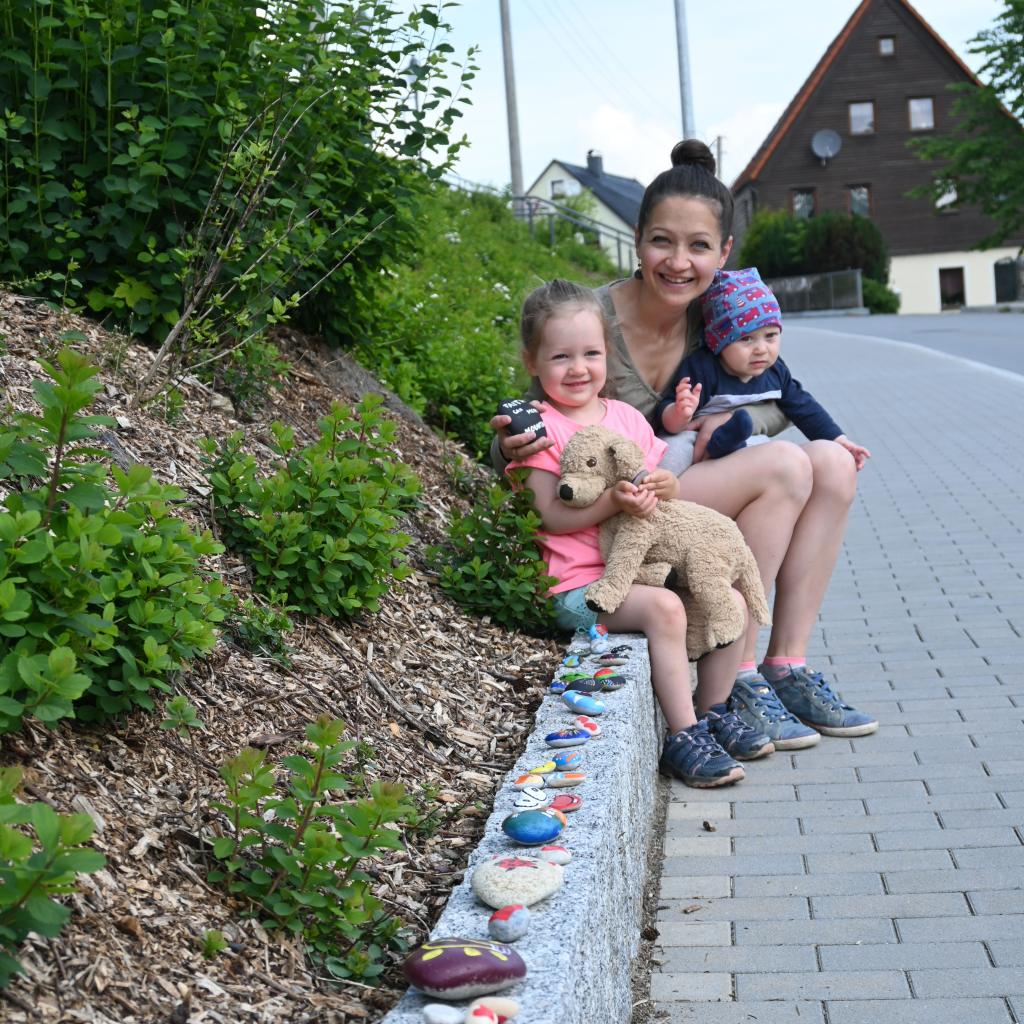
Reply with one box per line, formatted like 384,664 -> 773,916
701,268 -> 783,355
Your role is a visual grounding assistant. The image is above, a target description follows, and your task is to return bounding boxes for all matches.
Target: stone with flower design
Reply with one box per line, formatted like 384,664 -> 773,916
545,727 -> 589,748
551,749 -> 582,770
537,843 -> 572,865
487,903 -> 530,943
471,853 -> 564,908
403,937 -> 526,999
501,809 -> 564,846
561,691 -> 605,715
512,786 -> 550,811
466,1006 -> 497,1024
575,715 -> 602,737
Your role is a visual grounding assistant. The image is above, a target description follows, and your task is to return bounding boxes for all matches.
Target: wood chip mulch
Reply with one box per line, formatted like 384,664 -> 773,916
0,293 -> 559,1023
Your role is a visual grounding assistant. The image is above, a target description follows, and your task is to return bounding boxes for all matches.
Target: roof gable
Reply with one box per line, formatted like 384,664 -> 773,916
733,0 -> 983,191
555,161 -> 645,228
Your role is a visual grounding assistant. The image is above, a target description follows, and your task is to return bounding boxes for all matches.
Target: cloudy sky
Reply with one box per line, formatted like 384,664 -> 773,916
409,0 -> 1003,191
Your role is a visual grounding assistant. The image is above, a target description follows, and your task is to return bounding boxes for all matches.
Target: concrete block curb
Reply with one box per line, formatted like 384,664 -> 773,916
381,634 -> 662,1024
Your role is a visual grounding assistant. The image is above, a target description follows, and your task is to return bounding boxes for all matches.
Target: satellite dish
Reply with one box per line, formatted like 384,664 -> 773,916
811,129 -> 842,166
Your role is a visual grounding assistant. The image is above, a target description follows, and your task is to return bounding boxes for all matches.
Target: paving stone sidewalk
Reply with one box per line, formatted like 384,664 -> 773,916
650,323 -> 1024,1024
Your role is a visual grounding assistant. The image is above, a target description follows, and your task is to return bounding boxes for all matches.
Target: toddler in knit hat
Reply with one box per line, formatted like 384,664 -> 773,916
654,268 -> 870,471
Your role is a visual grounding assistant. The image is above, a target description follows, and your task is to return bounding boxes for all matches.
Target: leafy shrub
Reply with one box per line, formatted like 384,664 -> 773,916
227,597 -> 295,667
738,209 -> 808,278
803,212 -> 890,284
862,277 -> 901,314
201,395 -> 420,617
0,766 -> 106,987
209,716 -> 416,981
0,350 -> 229,731
428,471 -> 556,634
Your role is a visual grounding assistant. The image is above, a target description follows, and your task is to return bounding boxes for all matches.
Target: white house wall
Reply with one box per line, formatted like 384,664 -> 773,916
890,247 -> 1022,314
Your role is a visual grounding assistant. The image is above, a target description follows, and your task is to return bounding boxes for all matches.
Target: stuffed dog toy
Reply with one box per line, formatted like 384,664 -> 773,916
558,425 -> 770,659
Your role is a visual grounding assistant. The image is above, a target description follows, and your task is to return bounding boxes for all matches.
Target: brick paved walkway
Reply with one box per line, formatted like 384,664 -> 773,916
651,322 -> 1024,1023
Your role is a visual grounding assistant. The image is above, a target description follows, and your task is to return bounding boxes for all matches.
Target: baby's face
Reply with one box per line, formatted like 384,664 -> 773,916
720,326 -> 781,382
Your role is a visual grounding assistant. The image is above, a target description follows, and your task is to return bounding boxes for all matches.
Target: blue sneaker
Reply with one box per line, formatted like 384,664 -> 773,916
760,664 -> 879,738
728,675 -> 821,750
658,720 -> 745,788
702,703 -> 774,760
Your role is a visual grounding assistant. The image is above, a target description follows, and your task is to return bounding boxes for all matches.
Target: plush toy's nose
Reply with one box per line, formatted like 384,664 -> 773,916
559,484 -> 574,501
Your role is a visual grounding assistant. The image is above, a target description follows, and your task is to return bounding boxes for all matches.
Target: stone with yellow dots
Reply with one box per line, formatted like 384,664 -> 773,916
402,936 -> 526,999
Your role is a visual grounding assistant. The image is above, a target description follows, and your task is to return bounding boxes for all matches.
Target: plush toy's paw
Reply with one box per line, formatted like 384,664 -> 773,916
665,567 -> 679,590
584,580 -> 619,615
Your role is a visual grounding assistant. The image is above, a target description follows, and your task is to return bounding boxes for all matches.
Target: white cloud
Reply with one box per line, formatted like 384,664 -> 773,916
576,104 -> 679,185
702,102 -> 788,187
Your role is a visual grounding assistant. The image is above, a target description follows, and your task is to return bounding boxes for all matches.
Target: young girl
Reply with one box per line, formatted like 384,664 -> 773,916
508,279 -> 773,788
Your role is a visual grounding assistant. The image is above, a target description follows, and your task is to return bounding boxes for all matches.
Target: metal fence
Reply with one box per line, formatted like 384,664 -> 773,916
766,268 -> 864,312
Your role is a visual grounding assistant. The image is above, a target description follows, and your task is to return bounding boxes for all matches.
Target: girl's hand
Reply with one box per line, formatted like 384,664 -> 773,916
674,377 -> 701,424
835,435 -> 871,471
641,468 -> 679,501
491,401 -> 553,461
611,479 -> 658,519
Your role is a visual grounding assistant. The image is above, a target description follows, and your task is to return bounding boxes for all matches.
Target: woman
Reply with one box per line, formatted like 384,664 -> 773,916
491,139 -> 877,746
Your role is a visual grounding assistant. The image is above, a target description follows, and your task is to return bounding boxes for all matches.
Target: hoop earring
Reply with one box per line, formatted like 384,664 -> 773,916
634,257 -> 643,280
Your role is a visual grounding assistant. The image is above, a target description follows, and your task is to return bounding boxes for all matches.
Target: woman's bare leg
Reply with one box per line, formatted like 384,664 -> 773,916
676,441 -> 813,660
602,586 -> 694,733
765,440 -> 857,659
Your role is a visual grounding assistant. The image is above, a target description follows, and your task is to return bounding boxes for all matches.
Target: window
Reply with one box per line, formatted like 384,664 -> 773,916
792,189 -> 815,219
550,179 -> 566,199
848,101 -> 875,134
935,182 -> 957,212
878,36 -> 895,56
908,97 -> 935,131
849,185 -> 871,217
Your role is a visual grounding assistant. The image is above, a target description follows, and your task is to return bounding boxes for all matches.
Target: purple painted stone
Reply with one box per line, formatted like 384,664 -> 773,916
501,809 -> 564,846
487,904 -> 530,942
545,727 -> 589,748
551,748 -> 583,770
561,690 -> 605,715
403,937 -> 526,999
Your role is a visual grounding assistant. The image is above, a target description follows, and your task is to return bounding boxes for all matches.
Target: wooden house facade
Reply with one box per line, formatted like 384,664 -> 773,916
731,0 -> 1023,313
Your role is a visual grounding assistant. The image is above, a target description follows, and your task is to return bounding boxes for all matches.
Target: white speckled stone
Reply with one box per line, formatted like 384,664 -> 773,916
471,854 -> 564,909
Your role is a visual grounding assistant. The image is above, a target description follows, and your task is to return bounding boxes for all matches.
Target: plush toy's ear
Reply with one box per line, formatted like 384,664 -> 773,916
606,438 -> 642,481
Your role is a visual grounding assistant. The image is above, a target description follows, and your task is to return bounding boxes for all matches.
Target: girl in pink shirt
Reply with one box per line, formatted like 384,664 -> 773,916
509,279 -> 773,788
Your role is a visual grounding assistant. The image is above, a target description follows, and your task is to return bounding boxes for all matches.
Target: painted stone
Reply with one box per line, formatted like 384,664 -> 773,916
587,623 -> 611,654
565,678 -> 602,694
512,786 -> 550,811
471,853 -> 564,908
422,1005 -> 465,1024
561,653 -> 581,667
551,749 -> 582,770
596,673 -> 626,692
526,760 -> 557,775
487,904 -> 530,943
545,727 -> 589,748
403,937 -> 526,999
593,666 -> 616,679
544,771 -> 585,788
548,679 -> 566,695
470,995 -> 521,1022
501,809 -> 564,846
538,843 -> 573,865
575,715 -> 602,737
561,691 -> 605,715
596,655 -> 628,666
560,671 -> 591,682
511,774 -> 544,791
467,1007 -> 497,1024
549,792 -> 583,814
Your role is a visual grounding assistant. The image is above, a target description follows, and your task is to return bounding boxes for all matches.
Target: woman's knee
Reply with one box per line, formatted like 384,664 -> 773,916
761,440 -> 813,503
805,440 -> 857,506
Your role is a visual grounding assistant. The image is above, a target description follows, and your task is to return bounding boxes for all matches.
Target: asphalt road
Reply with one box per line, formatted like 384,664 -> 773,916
796,312 -> 1024,377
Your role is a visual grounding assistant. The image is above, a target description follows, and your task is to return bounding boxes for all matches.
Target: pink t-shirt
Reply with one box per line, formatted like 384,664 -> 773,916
508,399 -> 668,594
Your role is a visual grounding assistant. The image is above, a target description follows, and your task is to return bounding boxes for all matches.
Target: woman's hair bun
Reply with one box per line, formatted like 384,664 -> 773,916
670,139 -> 716,175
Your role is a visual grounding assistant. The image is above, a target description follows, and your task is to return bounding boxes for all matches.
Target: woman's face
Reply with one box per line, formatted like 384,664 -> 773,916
635,196 -> 732,309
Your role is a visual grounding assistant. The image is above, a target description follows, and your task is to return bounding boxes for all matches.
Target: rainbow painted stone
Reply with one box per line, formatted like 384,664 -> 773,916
549,792 -> 583,814
551,748 -> 583,770
544,771 -> 585,789
501,809 -> 564,846
471,853 -> 564,908
561,691 -> 605,715
403,937 -> 526,999
487,904 -> 530,943
545,727 -> 590,748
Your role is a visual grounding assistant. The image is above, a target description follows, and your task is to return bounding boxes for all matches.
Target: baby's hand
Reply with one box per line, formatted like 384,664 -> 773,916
611,479 -> 658,519
835,435 -> 871,471
673,377 -> 702,425
641,468 -> 678,501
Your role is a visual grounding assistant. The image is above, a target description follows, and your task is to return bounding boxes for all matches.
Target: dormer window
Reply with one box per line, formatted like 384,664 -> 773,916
849,101 -> 875,135
878,36 -> 895,56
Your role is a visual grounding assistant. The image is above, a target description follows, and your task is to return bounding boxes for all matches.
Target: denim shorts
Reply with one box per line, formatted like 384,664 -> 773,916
552,584 -> 600,633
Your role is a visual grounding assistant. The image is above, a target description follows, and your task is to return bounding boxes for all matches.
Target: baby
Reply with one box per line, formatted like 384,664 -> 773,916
654,268 -> 870,471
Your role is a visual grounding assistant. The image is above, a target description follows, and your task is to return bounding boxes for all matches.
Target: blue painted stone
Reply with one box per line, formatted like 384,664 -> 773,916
501,809 -> 564,846
544,727 -> 590,748
561,690 -> 606,716
561,653 -> 581,667
551,748 -> 583,770
548,679 -> 567,694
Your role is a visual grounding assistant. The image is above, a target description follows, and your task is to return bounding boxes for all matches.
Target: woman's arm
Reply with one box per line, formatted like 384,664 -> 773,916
526,468 -> 656,533
747,402 -> 790,437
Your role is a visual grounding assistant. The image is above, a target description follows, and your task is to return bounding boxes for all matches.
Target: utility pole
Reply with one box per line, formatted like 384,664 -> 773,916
499,0 -> 525,215
673,0 -> 695,139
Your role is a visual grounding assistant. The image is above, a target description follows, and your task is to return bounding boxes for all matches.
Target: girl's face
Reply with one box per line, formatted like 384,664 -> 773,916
524,308 -> 607,414
635,196 -> 732,310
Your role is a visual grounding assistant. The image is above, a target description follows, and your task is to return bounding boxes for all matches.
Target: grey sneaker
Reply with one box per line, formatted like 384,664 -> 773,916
729,675 -> 821,750
761,664 -> 879,738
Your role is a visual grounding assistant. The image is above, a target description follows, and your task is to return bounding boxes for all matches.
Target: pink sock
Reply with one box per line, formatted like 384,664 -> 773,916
737,661 -> 757,674
762,656 -> 805,680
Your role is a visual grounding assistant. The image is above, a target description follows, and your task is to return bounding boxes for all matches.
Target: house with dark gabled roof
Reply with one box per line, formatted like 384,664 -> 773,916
730,0 -> 1024,313
526,151 -> 642,273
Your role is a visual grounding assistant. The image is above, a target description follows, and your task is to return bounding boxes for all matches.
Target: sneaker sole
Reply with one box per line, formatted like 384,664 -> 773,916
770,732 -> 822,750
658,764 -> 745,787
731,741 -> 775,761
798,718 -> 879,738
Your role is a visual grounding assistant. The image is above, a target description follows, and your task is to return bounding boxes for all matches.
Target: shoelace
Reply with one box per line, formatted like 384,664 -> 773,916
745,683 -> 798,723
802,670 -> 851,710
713,709 -> 758,742
669,723 -> 720,769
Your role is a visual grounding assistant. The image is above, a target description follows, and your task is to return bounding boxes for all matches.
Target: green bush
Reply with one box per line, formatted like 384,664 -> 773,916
209,716 -> 416,981
0,766 -> 106,987
738,209 -> 807,278
862,276 -> 901,314
428,471 -> 556,634
201,395 -> 420,618
803,212 -> 890,284
227,596 -> 295,667
0,350 -> 229,731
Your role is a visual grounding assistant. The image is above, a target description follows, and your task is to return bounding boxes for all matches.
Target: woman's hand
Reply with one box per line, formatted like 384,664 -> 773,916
641,468 -> 679,501
611,479 -> 658,519
690,410 -> 733,464
835,435 -> 871,471
491,401 -> 553,462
